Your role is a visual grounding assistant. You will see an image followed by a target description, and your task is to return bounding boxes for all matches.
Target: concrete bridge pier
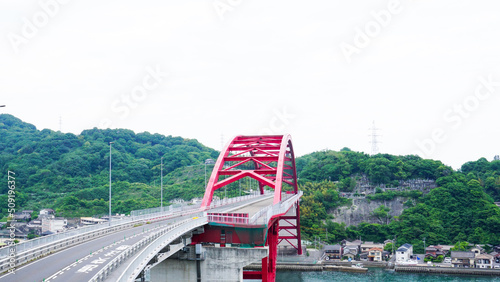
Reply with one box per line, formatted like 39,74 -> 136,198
150,246 -> 268,282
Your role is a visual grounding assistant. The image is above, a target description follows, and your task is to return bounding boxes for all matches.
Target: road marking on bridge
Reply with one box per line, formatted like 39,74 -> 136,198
1,219 -> 176,282
44,238 -> 134,281
47,223 -> 170,281
77,264 -> 99,273
91,257 -> 107,264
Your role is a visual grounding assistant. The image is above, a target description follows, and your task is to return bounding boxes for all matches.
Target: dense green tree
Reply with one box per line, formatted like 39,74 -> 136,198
0,114 -> 218,218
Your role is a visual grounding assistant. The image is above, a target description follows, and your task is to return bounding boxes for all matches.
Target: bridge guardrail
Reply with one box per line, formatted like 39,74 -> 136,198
91,193 -> 275,281
249,191 -> 303,225
0,208 -> 196,273
207,213 -> 249,225
0,192 -> 264,273
203,191 -> 302,226
0,202 -> 197,259
90,217 -> 207,282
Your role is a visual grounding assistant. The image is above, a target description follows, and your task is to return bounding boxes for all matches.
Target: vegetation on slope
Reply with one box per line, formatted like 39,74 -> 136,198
296,149 -> 500,252
2,114 -> 499,252
0,114 -> 219,217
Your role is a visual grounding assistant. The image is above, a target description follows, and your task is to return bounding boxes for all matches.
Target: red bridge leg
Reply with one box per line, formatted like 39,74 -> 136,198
262,220 -> 278,282
295,202 -> 302,255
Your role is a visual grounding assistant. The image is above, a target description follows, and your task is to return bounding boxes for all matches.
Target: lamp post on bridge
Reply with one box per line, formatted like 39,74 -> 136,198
204,158 -> 215,201
204,159 -> 215,189
161,156 -> 163,212
109,142 -> 114,226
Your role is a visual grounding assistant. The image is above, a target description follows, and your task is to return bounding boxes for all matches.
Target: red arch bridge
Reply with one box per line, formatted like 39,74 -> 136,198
0,135 -> 302,282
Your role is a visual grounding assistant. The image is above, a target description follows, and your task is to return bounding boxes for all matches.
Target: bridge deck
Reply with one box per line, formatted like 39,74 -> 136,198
229,196 -> 275,217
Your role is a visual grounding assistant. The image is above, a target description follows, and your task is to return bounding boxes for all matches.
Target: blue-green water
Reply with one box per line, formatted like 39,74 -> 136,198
275,268 -> 500,282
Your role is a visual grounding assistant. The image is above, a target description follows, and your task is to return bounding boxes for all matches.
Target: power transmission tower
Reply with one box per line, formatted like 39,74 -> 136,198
369,121 -> 382,155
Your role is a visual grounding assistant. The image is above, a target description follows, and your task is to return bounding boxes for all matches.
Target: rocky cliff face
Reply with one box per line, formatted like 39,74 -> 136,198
331,197 -> 409,226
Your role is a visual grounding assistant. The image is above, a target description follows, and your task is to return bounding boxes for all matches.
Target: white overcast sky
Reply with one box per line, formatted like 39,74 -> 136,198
1,0 -> 500,169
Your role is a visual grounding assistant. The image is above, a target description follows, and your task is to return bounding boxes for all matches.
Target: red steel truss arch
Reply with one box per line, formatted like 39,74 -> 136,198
198,135 -> 302,282
200,134 -> 299,208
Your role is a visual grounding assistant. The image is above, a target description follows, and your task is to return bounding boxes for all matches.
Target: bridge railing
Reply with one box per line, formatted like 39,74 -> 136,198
0,192 -> 265,259
113,217 -> 208,282
89,216 -> 206,282
204,191 -> 302,226
0,208 -> 201,273
0,192 -> 268,273
92,194 -> 275,281
206,191 -> 268,209
0,201 -> 197,259
249,191 -> 303,225
207,213 -> 249,225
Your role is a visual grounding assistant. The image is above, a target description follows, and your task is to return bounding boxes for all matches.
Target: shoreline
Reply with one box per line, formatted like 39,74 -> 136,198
244,262 -> 368,273
244,262 -> 500,277
395,265 -> 500,276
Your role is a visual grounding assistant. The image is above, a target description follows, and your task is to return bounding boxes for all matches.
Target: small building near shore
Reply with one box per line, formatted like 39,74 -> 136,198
451,251 -> 475,268
343,245 -> 359,260
474,254 -> 493,269
367,247 -> 383,262
396,243 -> 413,262
360,242 -> 384,253
470,245 -> 485,256
425,245 -> 445,259
324,244 -> 343,260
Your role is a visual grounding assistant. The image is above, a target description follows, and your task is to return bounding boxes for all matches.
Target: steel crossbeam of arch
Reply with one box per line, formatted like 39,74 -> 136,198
200,135 -> 298,208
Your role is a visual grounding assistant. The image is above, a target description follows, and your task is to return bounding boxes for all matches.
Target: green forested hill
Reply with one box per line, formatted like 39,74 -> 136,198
295,149 -> 500,252
2,114 -> 500,251
0,114 -> 219,217
297,148 -> 453,186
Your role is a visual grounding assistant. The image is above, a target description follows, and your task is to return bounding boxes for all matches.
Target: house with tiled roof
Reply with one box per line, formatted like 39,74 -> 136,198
368,247 -> 383,262
425,245 -> 445,259
396,243 -> 413,262
451,251 -> 475,268
474,254 -> 493,269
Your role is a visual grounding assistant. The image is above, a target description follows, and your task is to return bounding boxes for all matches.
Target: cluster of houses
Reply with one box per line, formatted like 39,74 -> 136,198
1,209 -> 116,243
323,240 -> 500,269
446,245 -> 500,269
323,240 -> 393,262
0,209 -> 69,240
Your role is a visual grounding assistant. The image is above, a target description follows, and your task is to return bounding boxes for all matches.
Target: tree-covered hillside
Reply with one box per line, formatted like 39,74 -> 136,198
0,114 -> 219,217
295,149 -> 500,251
2,114 -> 499,251
297,148 -> 453,187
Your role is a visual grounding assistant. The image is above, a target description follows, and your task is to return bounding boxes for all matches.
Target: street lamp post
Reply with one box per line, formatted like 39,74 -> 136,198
204,159 -> 214,188
109,142 -> 114,226
161,157 -> 163,212
423,237 -> 426,255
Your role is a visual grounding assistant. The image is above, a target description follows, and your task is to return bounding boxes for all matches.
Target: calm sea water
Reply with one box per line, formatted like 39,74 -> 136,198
275,268 -> 500,282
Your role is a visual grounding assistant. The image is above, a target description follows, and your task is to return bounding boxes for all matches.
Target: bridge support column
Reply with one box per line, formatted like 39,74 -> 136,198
150,246 -> 268,282
261,220 -> 278,282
